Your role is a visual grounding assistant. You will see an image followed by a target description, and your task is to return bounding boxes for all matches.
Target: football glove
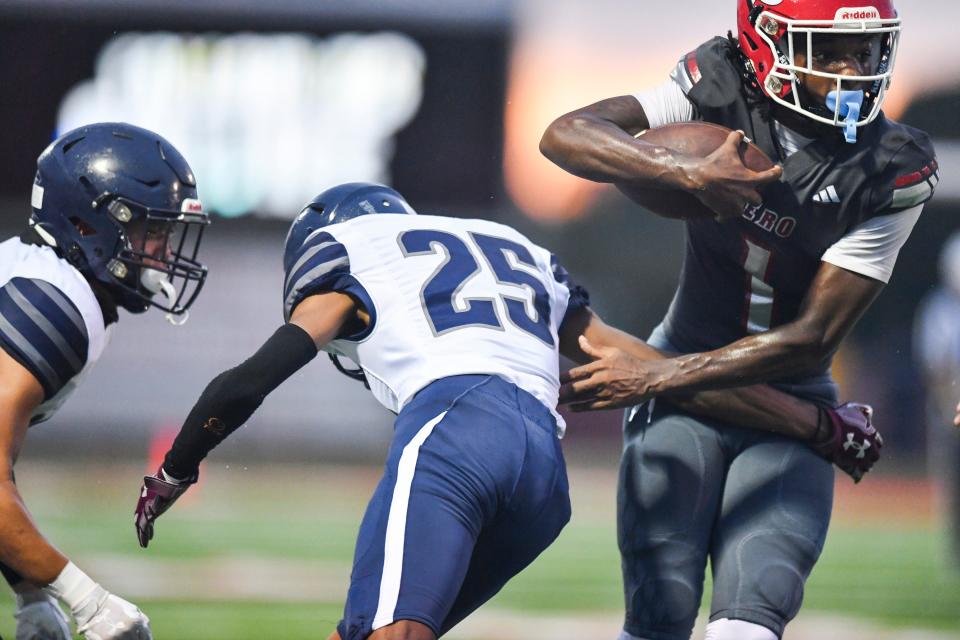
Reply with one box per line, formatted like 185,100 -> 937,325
74,587 -> 151,640
14,588 -> 71,640
811,402 -> 882,483
135,466 -> 197,548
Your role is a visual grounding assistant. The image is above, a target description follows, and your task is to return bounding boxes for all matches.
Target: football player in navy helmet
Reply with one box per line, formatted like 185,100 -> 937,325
0,122 -> 209,639
541,1 -> 931,639
134,182 -> 877,640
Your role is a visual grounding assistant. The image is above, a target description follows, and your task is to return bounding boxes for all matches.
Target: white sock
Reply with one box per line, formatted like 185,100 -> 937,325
704,618 -> 778,640
42,561 -> 107,621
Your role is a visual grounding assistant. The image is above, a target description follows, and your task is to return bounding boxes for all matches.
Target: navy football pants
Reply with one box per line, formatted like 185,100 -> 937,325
337,374 -> 570,639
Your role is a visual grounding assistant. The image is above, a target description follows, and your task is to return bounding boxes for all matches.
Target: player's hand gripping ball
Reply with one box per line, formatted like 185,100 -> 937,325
617,122 -> 779,221
135,466 -> 197,548
812,403 -> 882,483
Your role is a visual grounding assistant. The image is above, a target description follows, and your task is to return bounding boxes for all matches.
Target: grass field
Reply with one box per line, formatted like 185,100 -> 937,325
1,459 -> 958,639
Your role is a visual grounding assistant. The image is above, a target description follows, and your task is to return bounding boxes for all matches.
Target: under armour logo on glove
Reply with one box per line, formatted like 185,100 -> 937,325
842,432 -> 871,459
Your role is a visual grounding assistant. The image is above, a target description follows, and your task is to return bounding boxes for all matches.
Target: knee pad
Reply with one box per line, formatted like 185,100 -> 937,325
704,618 -> 778,640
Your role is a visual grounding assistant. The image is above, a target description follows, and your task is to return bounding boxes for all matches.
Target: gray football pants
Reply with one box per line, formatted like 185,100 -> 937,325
618,402 -> 834,640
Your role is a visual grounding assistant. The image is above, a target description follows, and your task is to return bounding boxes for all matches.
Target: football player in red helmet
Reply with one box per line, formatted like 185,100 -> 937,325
738,0 -> 900,142
541,1 -> 935,640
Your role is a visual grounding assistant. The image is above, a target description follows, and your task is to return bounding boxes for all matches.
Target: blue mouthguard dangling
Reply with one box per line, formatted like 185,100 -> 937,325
825,90 -> 865,144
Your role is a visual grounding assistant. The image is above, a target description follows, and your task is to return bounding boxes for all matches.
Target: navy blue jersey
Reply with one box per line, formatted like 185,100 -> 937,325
658,38 -> 937,390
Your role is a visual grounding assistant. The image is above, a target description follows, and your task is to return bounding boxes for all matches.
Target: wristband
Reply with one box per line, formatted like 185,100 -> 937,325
43,561 -> 104,618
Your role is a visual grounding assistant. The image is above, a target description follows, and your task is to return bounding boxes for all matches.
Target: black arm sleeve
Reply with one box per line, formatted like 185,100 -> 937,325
163,323 -> 319,478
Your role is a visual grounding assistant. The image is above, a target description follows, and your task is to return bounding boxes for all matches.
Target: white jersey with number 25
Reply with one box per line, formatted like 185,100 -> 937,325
284,214 -> 577,431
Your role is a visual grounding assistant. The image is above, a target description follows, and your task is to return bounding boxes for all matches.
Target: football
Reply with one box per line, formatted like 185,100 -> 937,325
616,122 -> 775,220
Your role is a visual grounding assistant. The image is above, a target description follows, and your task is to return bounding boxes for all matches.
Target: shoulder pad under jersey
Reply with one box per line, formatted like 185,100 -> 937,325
868,121 -> 938,213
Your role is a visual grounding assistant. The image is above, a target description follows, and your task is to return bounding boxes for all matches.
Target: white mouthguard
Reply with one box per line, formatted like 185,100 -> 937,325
141,269 -> 189,326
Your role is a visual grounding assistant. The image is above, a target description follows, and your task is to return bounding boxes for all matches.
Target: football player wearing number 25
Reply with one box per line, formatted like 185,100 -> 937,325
0,123 -> 209,640
136,182 -> 879,640
541,1 -> 935,639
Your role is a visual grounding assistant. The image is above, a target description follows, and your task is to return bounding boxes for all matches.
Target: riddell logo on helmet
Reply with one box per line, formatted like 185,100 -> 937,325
835,7 -> 882,21
181,198 -> 203,213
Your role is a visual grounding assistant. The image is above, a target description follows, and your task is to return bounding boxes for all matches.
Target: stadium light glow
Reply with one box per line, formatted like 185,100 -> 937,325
57,32 -> 426,218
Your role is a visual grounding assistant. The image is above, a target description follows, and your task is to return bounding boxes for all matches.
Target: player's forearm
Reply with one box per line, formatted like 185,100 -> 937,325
0,380 -> 65,585
603,333 -> 822,439
0,479 -> 67,585
163,323 -> 318,478
540,106 -> 698,189
669,387 -> 820,441
579,313 -> 820,439
564,310 -> 662,364
570,307 -> 811,391
650,262 -> 883,397
649,323 -> 832,396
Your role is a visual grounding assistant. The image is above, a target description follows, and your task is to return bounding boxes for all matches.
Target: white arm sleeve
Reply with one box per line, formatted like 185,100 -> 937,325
820,205 -> 923,283
632,79 -> 697,129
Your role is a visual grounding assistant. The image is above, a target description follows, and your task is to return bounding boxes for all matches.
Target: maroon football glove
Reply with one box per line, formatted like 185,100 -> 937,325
135,466 -> 197,548
811,403 -> 882,483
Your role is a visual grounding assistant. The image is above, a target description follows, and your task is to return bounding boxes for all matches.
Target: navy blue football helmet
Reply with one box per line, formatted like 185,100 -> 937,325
282,182 -> 415,276
30,122 -> 209,316
283,182 -> 414,387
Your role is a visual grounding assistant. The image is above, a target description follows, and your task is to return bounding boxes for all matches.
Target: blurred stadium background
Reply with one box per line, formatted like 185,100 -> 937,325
0,1 -> 959,638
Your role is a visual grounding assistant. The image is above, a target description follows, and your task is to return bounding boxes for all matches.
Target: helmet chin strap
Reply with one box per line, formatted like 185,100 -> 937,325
141,268 -> 190,326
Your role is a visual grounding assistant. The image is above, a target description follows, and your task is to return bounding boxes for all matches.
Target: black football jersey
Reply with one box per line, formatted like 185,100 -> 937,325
657,37 -> 938,391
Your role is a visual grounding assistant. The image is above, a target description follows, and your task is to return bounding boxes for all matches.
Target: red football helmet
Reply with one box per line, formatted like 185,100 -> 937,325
737,0 -> 900,132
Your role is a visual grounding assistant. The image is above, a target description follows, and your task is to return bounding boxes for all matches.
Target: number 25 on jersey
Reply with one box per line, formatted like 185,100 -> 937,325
398,230 -> 554,346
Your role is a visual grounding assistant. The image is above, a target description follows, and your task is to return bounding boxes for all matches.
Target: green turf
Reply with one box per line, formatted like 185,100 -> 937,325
0,601 -> 344,640
0,463 -> 957,639
126,602 -> 344,640
491,524 -> 960,630
804,527 -> 960,629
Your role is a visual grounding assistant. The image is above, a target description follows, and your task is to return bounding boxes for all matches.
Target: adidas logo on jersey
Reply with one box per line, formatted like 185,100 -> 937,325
812,185 -> 841,204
